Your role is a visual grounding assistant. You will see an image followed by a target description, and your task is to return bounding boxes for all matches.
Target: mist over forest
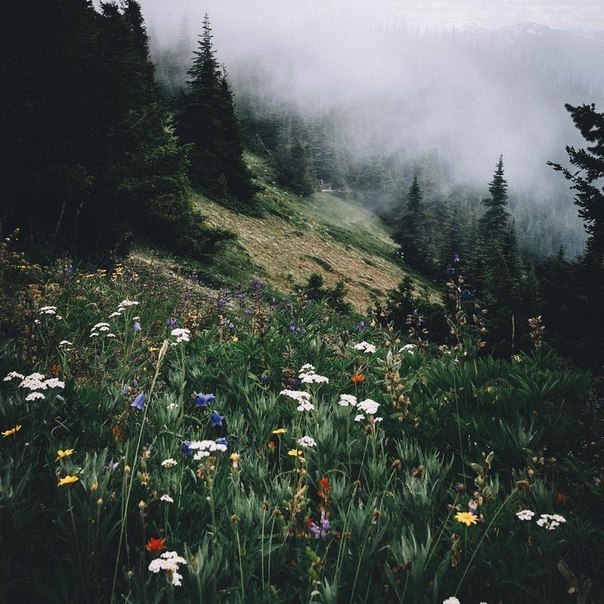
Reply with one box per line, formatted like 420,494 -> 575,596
140,0 -> 604,258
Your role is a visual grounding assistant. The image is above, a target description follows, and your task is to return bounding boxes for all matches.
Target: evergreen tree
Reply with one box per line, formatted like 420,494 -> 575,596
479,155 -> 509,241
548,103 -> 604,267
176,14 -> 256,203
394,175 -> 426,270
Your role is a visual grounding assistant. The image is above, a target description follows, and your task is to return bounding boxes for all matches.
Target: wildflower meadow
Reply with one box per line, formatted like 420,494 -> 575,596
0,240 -> 602,603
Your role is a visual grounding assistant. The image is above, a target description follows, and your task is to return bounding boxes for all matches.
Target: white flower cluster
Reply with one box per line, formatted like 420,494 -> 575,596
161,458 -> 177,468
338,394 -> 358,407
354,341 -> 376,354
400,343 -> 416,354
5,372 -> 66,401
160,494 -> 174,503
59,340 -> 73,350
297,436 -> 317,448
515,509 -> 566,530
280,389 -> 315,412
148,551 -> 187,587
443,598 -> 461,604
353,398 -> 382,423
298,364 -> 329,384
39,305 -> 62,319
90,322 -> 115,339
171,328 -> 191,345
536,513 -> 567,530
188,440 -> 228,460
118,299 -> 140,310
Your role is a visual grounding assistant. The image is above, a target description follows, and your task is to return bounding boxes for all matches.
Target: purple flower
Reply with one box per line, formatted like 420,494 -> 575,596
468,499 -> 478,515
167,318 -> 178,330
195,393 -> 215,407
107,458 -> 119,471
134,321 -> 141,333
261,375 -> 270,385
130,392 -> 146,410
309,511 -> 330,539
354,321 -> 366,333
453,252 -> 461,263
210,411 -> 225,427
215,437 -> 228,446
181,441 -> 193,456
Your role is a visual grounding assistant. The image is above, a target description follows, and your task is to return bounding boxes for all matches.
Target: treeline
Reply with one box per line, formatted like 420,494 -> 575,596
0,1 -> 254,259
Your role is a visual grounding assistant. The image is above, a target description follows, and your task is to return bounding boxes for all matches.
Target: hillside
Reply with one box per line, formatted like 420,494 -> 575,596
193,153 -> 439,310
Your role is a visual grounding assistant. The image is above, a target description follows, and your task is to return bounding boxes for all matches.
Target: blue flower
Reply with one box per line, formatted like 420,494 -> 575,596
210,411 -> 225,427
215,437 -> 228,446
195,393 -> 215,407
134,321 -> 141,333
181,440 -> 193,457
131,392 -> 146,410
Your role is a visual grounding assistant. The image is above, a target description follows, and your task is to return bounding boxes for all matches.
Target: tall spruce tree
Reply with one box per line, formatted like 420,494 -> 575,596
394,175 -> 426,270
176,14 -> 256,203
479,155 -> 509,241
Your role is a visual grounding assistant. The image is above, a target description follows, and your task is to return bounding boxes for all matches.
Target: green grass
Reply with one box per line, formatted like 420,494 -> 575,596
0,240 -> 602,603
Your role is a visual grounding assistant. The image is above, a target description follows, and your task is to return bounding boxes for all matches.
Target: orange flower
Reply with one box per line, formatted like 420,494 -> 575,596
351,373 -> 365,384
317,476 -> 331,504
145,537 -> 166,555
556,491 -> 568,504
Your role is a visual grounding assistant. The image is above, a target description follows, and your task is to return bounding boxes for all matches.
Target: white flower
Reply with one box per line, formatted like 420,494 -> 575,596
59,340 -> 73,348
297,400 -> 315,412
167,402 -> 179,411
161,458 -> 177,468
400,344 -> 416,354
160,494 -> 174,503
443,598 -> 461,604
39,306 -> 57,315
106,333 -> 116,338
516,509 -> 535,521
171,328 -> 191,344
4,371 -> 24,382
187,440 -> 228,458
297,436 -> 317,448
148,551 -> 187,587
354,341 -> 376,354
44,378 -> 65,389
25,391 -> 45,401
118,299 -> 139,309
19,373 -> 47,390
536,513 -> 567,530
338,394 -> 358,407
108,311 -> 122,318
357,398 -> 380,415
280,389 -> 311,404
298,366 -> 329,384
354,414 -> 365,422
91,322 -> 110,331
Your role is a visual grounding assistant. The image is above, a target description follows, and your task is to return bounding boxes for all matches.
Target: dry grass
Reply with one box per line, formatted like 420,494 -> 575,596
196,192 -> 421,311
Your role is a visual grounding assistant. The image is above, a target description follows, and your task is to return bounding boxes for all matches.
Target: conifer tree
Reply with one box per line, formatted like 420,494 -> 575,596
479,155 -> 509,241
176,14 -> 256,203
394,175 -> 426,270
549,103 -> 604,267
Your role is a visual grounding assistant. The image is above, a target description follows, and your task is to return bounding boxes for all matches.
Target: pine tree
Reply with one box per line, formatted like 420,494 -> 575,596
479,155 -> 509,241
549,103 -> 604,267
176,14 -> 256,203
394,175 -> 426,270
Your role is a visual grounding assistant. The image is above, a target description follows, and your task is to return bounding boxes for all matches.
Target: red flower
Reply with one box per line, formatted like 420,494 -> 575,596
145,537 -> 166,555
317,476 -> 331,505
112,424 -> 124,443
556,491 -> 568,504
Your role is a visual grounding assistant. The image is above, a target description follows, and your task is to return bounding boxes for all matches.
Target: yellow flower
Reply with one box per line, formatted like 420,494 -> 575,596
230,453 -> 240,469
231,336 -> 239,343
57,475 -> 79,487
287,449 -> 302,457
56,448 -> 74,461
272,428 -> 287,435
1,424 -> 22,437
455,511 -> 478,526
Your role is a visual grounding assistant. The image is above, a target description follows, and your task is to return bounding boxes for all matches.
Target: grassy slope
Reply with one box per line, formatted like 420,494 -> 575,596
193,153 -> 440,310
